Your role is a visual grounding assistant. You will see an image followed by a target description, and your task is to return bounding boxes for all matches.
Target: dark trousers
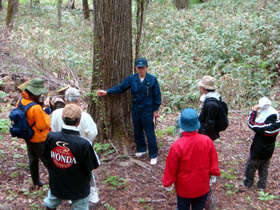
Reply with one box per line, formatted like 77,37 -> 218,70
244,157 -> 270,189
26,141 -> 47,185
176,192 -> 209,210
132,110 -> 158,158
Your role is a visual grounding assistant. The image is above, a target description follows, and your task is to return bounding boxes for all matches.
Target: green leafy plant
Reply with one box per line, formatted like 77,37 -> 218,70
0,119 -> 10,134
94,143 -> 111,154
258,191 -> 278,201
221,169 -> 236,180
104,203 -> 116,210
103,175 -> 127,189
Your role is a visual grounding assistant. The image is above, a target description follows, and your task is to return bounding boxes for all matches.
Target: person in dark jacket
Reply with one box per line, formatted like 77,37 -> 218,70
97,58 -> 161,165
244,97 -> 280,190
198,75 -> 221,141
44,104 -> 99,210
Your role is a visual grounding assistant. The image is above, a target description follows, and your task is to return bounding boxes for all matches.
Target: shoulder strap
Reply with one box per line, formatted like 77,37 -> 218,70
23,101 -> 37,112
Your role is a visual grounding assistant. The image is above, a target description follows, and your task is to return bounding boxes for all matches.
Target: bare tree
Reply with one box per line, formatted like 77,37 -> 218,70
264,0 -> 268,8
135,0 -> 149,60
89,0 -> 133,142
6,0 -> 19,27
57,0 -> 62,27
82,0 -> 90,19
173,0 -> 189,10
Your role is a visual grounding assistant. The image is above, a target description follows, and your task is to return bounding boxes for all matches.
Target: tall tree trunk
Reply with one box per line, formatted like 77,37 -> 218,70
0,0 -> 3,11
6,0 -> 19,27
264,0 -> 267,8
89,0 -> 133,142
57,0 -> 62,27
30,0 -> 32,8
135,0 -> 147,60
173,0 -> 189,10
82,0 -> 90,19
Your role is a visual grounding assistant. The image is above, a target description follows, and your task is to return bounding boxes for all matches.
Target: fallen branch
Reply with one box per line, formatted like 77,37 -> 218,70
132,199 -> 166,203
108,138 -> 119,153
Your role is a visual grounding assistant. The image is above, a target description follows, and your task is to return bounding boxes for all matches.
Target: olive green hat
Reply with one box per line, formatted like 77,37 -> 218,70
25,78 -> 48,96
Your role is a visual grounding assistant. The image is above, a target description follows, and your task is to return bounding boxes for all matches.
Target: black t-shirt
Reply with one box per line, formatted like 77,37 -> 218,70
44,128 -> 99,200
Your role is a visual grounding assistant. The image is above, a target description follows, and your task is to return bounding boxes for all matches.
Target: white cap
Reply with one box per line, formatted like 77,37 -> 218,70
258,97 -> 271,109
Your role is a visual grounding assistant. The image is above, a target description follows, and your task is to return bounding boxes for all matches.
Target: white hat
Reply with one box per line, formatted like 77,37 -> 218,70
258,97 -> 271,109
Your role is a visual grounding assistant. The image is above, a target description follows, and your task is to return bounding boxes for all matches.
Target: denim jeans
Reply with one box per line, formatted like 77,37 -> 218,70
176,192 -> 209,210
132,110 -> 158,158
44,190 -> 89,210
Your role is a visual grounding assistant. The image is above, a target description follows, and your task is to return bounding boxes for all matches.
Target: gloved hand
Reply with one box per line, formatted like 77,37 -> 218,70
165,186 -> 174,192
210,176 -> 216,186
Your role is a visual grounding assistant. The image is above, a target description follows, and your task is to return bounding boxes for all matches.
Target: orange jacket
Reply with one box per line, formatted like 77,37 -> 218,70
16,91 -> 51,143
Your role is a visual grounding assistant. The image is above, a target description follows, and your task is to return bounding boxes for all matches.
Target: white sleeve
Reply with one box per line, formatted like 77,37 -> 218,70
51,109 -> 64,132
80,112 -> 98,142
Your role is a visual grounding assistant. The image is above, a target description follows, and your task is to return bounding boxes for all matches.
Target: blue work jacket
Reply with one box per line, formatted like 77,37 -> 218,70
107,73 -> 161,112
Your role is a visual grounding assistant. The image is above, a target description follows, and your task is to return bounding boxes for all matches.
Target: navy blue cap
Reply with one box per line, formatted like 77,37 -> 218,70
178,108 -> 200,132
135,58 -> 148,67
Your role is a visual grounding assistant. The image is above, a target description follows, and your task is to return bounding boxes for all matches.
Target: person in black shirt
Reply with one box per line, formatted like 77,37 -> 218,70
44,104 -> 99,210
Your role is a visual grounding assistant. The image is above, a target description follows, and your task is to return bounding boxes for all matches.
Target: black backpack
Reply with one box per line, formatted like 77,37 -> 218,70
216,99 -> 229,132
9,98 -> 37,140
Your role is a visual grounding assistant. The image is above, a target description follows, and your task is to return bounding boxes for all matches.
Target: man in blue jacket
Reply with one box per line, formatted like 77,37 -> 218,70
98,58 -> 161,165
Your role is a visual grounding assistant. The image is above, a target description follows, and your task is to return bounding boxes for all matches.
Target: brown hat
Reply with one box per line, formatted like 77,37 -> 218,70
62,104 -> 81,120
198,76 -> 216,90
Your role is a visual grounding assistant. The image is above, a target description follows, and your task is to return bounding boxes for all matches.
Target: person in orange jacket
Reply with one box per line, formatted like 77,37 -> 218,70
17,78 -> 51,188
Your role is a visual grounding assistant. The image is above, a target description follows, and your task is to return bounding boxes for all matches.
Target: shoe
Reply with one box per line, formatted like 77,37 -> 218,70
135,151 -> 147,157
150,157 -> 157,165
89,186 -> 100,203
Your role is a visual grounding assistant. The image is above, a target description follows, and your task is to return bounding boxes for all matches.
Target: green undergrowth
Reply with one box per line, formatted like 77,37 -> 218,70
1,0 -> 279,111
143,0 -> 280,110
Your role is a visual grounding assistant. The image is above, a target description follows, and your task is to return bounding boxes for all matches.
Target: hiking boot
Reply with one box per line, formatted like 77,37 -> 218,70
135,151 -> 147,157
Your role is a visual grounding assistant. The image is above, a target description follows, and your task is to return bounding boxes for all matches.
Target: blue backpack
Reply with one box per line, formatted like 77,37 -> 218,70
9,98 -> 37,140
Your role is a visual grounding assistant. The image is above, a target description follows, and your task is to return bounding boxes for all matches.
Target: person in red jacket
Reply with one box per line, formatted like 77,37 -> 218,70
162,108 -> 220,210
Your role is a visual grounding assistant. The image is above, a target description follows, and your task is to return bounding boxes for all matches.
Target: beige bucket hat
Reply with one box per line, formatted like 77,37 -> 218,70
198,76 -> 217,90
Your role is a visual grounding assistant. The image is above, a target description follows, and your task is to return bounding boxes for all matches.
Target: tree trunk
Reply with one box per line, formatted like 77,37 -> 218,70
264,0 -> 267,8
6,0 -> 19,27
30,0 -> 32,8
57,0 -> 62,27
173,0 -> 189,10
82,0 -> 90,19
0,0 -> 3,11
135,0 -> 147,61
89,0 -> 133,142
33,0 -> 39,5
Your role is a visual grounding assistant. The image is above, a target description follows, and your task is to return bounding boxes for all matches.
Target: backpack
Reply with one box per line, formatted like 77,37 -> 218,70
9,98 -> 37,140
216,99 -> 229,132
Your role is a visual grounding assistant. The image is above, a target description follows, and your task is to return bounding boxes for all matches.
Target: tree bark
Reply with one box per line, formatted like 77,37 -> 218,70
264,0 -> 267,8
82,0 -> 90,19
6,0 -> 19,27
173,0 -> 189,10
135,0 -> 147,60
30,0 -> 32,8
89,0 -> 133,142
0,0 -> 3,11
57,0 -> 62,27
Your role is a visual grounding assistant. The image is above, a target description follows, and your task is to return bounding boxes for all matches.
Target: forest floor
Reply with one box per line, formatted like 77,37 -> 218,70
0,97 -> 280,210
